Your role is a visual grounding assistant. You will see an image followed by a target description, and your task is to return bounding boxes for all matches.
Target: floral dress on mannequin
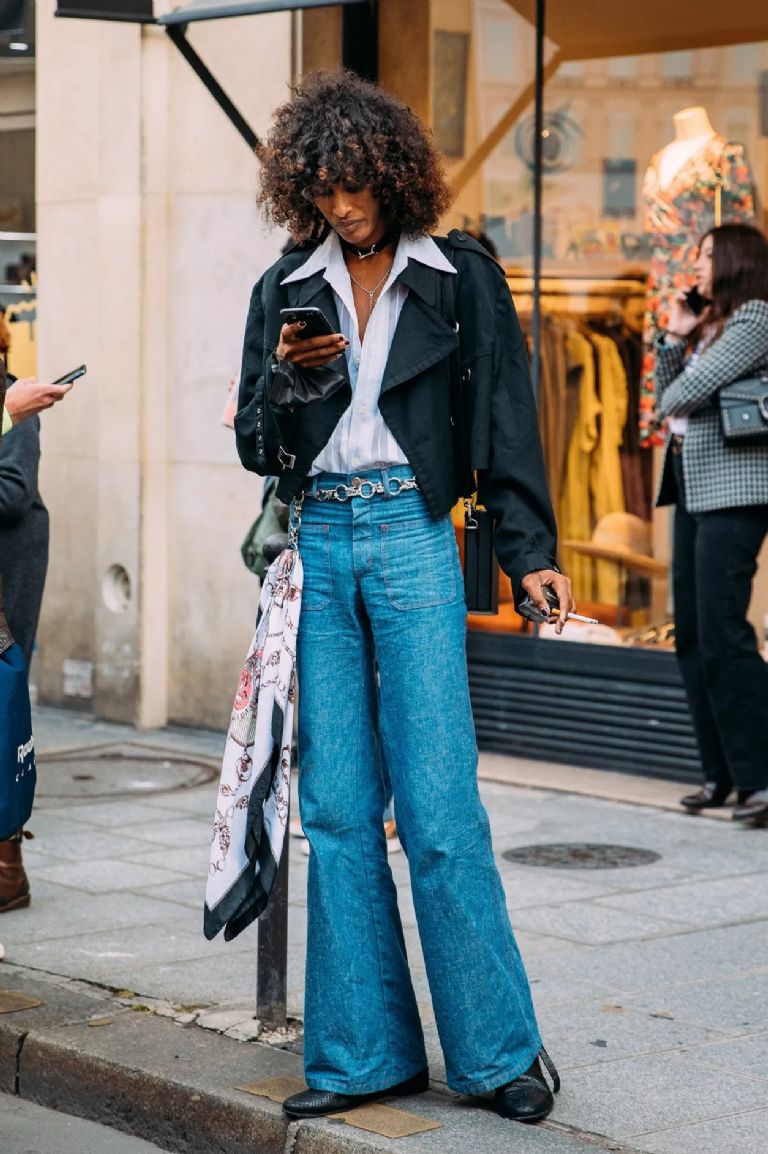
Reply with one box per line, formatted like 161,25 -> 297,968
639,137 -> 755,446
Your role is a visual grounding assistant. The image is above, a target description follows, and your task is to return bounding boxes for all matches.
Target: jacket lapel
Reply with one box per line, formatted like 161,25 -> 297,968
290,270 -> 341,319
380,260 -> 458,395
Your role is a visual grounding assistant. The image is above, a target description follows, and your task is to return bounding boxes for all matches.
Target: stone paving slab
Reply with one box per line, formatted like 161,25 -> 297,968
678,1030 -> 768,1080
523,921 -> 768,1001
554,1050 -> 768,1139
28,857 -> 192,894
622,969 -> 768,1035
8,924 -> 220,982
2,881 -> 196,944
631,1107 -> 768,1154
593,872 -> 768,926
535,997 -> 728,1069
509,899 -> 696,945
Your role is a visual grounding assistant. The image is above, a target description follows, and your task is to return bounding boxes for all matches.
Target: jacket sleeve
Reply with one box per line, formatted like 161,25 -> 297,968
477,277 -> 558,603
234,280 -> 282,476
657,301 -> 768,418
0,416 -> 40,523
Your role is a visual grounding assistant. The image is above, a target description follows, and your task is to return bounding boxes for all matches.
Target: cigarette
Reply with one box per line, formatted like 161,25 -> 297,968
551,609 -> 599,625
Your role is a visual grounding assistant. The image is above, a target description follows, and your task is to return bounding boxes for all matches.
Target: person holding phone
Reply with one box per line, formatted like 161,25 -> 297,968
0,358 -> 78,915
654,223 -> 768,825
0,374 -> 74,435
235,71 -> 571,1125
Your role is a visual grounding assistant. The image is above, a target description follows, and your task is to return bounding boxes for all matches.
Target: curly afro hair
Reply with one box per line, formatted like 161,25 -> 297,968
257,71 -> 451,243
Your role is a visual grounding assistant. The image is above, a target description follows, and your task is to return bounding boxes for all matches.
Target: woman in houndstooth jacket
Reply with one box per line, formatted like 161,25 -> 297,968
655,223 -> 768,827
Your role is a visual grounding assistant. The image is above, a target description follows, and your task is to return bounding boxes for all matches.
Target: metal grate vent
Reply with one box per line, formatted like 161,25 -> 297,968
36,745 -> 217,801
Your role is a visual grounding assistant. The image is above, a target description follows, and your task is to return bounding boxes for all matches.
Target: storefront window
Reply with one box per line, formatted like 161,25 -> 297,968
432,0 -> 768,652
0,53 -> 37,379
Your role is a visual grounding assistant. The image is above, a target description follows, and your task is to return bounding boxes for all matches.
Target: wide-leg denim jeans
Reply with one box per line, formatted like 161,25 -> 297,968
296,467 -> 541,1096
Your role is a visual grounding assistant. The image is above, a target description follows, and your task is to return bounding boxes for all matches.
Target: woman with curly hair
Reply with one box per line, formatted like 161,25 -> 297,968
235,71 -> 571,1125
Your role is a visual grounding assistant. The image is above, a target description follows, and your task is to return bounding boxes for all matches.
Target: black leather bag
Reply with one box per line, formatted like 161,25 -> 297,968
441,274 -> 500,615
463,502 -> 499,615
718,373 -> 768,445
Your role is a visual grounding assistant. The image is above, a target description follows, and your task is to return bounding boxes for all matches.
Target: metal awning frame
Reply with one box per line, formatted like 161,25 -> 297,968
158,0 -> 364,25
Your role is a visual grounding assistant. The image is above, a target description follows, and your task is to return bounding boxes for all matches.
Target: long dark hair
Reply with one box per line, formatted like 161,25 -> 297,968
704,222 -> 768,321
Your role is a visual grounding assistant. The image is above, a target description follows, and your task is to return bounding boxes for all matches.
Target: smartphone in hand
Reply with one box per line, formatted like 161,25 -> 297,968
683,287 -> 709,317
53,365 -> 87,385
518,585 -> 598,626
279,307 -> 338,340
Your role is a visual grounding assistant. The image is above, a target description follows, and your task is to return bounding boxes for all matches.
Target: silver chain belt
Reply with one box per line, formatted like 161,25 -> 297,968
306,476 -> 420,502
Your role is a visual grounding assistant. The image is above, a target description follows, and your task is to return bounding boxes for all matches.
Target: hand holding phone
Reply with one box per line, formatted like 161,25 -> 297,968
683,287 -> 710,317
277,307 -> 349,369
519,584 -> 598,626
279,307 -> 337,340
668,292 -> 703,340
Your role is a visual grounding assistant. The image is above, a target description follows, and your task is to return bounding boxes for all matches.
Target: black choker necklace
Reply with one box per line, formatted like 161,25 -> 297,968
338,227 -> 400,260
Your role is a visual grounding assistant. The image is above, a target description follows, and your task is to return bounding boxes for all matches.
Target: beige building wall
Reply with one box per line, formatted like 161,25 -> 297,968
35,1 -> 291,729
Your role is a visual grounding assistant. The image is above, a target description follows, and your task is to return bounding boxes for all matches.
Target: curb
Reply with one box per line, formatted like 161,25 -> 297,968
0,963 -> 644,1154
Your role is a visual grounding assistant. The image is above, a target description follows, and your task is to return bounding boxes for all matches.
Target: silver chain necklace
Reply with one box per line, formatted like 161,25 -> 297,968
348,263 -> 393,316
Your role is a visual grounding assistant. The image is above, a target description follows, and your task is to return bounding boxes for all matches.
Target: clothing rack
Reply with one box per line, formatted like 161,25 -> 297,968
507,274 -> 646,316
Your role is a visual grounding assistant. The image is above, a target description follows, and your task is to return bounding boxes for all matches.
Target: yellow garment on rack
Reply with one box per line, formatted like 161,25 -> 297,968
5,302 -> 37,378
559,329 -> 600,601
588,331 -> 628,605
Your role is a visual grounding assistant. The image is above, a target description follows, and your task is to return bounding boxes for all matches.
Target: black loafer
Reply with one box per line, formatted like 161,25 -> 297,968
680,782 -> 732,810
732,793 -> 768,825
493,1048 -> 560,1124
282,1067 -> 430,1119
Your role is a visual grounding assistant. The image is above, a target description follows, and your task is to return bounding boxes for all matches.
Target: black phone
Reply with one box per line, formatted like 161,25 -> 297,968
518,584 -> 558,624
683,287 -> 709,317
279,306 -> 337,340
52,365 -> 87,386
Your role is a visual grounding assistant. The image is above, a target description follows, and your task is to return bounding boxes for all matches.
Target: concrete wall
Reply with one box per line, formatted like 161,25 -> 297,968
35,1 -> 291,729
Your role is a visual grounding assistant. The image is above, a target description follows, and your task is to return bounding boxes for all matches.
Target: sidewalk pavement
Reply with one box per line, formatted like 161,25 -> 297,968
1,706 -> 767,1154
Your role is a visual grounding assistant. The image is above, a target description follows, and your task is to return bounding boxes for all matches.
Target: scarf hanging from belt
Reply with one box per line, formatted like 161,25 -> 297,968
204,502 -> 303,942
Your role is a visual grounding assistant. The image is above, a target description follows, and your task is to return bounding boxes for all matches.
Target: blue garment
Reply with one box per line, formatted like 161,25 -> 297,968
296,467 -> 541,1095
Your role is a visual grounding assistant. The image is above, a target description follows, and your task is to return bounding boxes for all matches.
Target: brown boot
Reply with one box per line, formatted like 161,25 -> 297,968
0,830 -> 30,912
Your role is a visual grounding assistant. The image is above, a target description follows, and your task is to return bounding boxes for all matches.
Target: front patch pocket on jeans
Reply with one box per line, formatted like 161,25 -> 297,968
298,524 -> 332,611
380,516 -> 457,610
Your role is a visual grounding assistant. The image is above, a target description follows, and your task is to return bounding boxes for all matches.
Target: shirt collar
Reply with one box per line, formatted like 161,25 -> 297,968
281,231 -> 457,286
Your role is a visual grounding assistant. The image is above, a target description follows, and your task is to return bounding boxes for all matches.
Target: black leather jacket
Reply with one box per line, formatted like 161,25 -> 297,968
235,230 -> 557,600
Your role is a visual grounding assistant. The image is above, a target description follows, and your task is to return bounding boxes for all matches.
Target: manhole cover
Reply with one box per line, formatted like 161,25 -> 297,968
36,748 -> 218,800
502,843 -> 661,870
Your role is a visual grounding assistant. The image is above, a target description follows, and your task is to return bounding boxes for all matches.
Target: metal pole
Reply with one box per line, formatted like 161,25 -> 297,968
165,24 -> 260,153
256,800 -> 289,1027
531,0 -> 546,403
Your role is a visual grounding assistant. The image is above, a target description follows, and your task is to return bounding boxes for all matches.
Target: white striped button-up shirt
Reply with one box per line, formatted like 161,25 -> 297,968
281,230 -> 456,475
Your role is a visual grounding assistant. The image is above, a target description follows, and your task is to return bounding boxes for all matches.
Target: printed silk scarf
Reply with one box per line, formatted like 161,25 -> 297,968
204,546 -> 303,941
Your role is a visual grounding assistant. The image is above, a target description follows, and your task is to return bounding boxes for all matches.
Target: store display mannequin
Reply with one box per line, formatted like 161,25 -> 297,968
657,107 -> 715,190
638,106 -> 755,444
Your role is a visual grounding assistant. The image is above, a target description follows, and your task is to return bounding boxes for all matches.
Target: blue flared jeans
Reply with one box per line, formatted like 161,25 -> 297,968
296,467 -> 541,1095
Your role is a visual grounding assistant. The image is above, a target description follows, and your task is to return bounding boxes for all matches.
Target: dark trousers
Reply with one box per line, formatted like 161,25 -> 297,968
672,452 -> 768,793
